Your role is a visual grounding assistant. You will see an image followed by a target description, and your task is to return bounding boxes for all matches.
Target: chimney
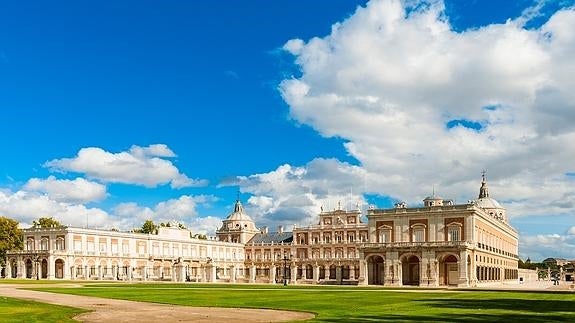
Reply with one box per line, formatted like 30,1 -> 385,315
261,226 -> 268,234
278,225 -> 284,233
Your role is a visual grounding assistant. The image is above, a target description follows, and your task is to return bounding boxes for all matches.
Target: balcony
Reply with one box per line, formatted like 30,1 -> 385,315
361,241 -> 472,249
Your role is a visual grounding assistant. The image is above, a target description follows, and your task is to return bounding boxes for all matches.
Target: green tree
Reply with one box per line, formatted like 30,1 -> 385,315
32,217 -> 63,228
0,216 -> 23,266
140,220 -> 158,234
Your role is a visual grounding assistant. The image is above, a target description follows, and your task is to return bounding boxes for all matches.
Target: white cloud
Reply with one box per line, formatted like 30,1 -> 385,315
112,195 -> 218,231
229,158 -> 368,228
0,190 -> 111,228
0,185 -> 219,233
187,216 -> 223,235
277,0 -> 575,221
44,144 -> 207,188
520,233 -> 575,261
23,176 -> 106,203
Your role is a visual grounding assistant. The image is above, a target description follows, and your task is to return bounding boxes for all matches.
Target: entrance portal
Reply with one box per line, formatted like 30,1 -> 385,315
402,256 -> 420,286
367,255 -> 385,285
55,259 -> 64,279
440,254 -> 459,286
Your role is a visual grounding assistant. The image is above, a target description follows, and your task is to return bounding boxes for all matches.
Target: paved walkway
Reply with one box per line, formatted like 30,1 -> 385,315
0,284 -> 314,323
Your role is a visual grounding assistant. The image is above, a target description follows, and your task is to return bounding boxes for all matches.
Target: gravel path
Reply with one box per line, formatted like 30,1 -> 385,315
0,284 -> 314,322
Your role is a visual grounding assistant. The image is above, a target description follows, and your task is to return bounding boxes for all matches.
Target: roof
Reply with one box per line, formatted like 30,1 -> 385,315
476,197 -> 503,209
248,232 -> 293,244
224,199 -> 254,222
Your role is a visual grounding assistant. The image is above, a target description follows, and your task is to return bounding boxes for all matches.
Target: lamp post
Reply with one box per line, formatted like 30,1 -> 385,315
282,252 -> 291,286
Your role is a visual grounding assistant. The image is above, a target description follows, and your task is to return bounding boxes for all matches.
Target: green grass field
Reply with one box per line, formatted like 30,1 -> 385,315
31,283 -> 575,322
0,295 -> 86,323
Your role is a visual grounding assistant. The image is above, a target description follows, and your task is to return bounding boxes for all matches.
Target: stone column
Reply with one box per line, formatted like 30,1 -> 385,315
230,265 -> 236,283
5,261 -> 11,279
397,260 -> 403,286
358,259 -> 367,285
48,255 -> 55,280
249,265 -> 256,283
71,266 -> 76,280
290,264 -> 297,284
174,263 -> 185,282
350,265 -> 356,280
270,264 -> 276,284
205,264 -> 216,282
301,265 -> 307,280
314,264 -> 320,282
459,250 -> 469,287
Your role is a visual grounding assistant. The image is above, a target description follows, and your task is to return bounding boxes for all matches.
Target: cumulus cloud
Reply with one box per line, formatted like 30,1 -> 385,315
0,184 -> 218,233
225,158 -> 368,228
44,144 -> 207,188
277,0 -> 575,220
112,195 -> 218,231
23,176 -> 107,203
0,190 -> 111,228
520,233 -> 575,261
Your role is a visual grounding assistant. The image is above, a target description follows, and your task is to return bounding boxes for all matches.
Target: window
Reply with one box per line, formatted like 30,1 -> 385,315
56,237 -> 65,250
378,226 -> 392,243
447,222 -> 462,242
100,242 -> 107,253
87,241 -> 95,253
74,240 -> 82,252
40,237 -> 49,250
413,229 -> 424,242
449,227 -> 460,241
411,224 -> 426,242
26,238 -> 35,251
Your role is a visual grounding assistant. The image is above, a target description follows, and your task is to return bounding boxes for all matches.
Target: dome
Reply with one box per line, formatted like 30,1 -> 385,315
225,200 -> 254,222
424,196 -> 443,201
475,197 -> 503,209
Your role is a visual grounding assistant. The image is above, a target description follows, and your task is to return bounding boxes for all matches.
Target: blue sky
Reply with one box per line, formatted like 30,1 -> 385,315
1,0 -> 575,261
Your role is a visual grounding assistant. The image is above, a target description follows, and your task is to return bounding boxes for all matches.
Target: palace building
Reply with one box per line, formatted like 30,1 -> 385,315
3,176 -> 518,287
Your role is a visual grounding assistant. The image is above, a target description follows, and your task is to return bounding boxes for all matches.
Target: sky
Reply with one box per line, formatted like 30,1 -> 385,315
1,0 -> 575,262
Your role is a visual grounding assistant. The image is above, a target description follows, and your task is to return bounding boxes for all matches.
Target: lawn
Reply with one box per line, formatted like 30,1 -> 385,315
0,295 -> 86,323
34,283 -> 575,322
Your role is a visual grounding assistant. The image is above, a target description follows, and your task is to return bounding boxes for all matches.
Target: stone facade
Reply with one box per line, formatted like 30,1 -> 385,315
3,176 -> 519,287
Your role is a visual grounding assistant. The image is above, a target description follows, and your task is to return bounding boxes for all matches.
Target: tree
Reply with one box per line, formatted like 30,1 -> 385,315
32,217 -> 63,228
0,216 -> 23,266
140,220 -> 158,234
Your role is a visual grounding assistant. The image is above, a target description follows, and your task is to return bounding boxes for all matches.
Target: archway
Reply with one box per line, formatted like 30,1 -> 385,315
342,265 -> 350,280
319,266 -> 325,280
55,259 -> 65,279
41,259 -> 48,279
11,260 -> 17,278
306,264 -> 313,279
439,254 -> 459,286
25,259 -> 33,278
329,265 -> 336,280
367,255 -> 385,285
402,255 -> 420,286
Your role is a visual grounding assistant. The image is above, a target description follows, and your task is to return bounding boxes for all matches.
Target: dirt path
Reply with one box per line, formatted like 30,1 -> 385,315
0,284 -> 314,322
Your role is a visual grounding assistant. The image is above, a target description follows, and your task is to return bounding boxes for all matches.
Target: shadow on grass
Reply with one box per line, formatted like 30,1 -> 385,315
317,313 -> 567,322
418,298 -> 574,313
